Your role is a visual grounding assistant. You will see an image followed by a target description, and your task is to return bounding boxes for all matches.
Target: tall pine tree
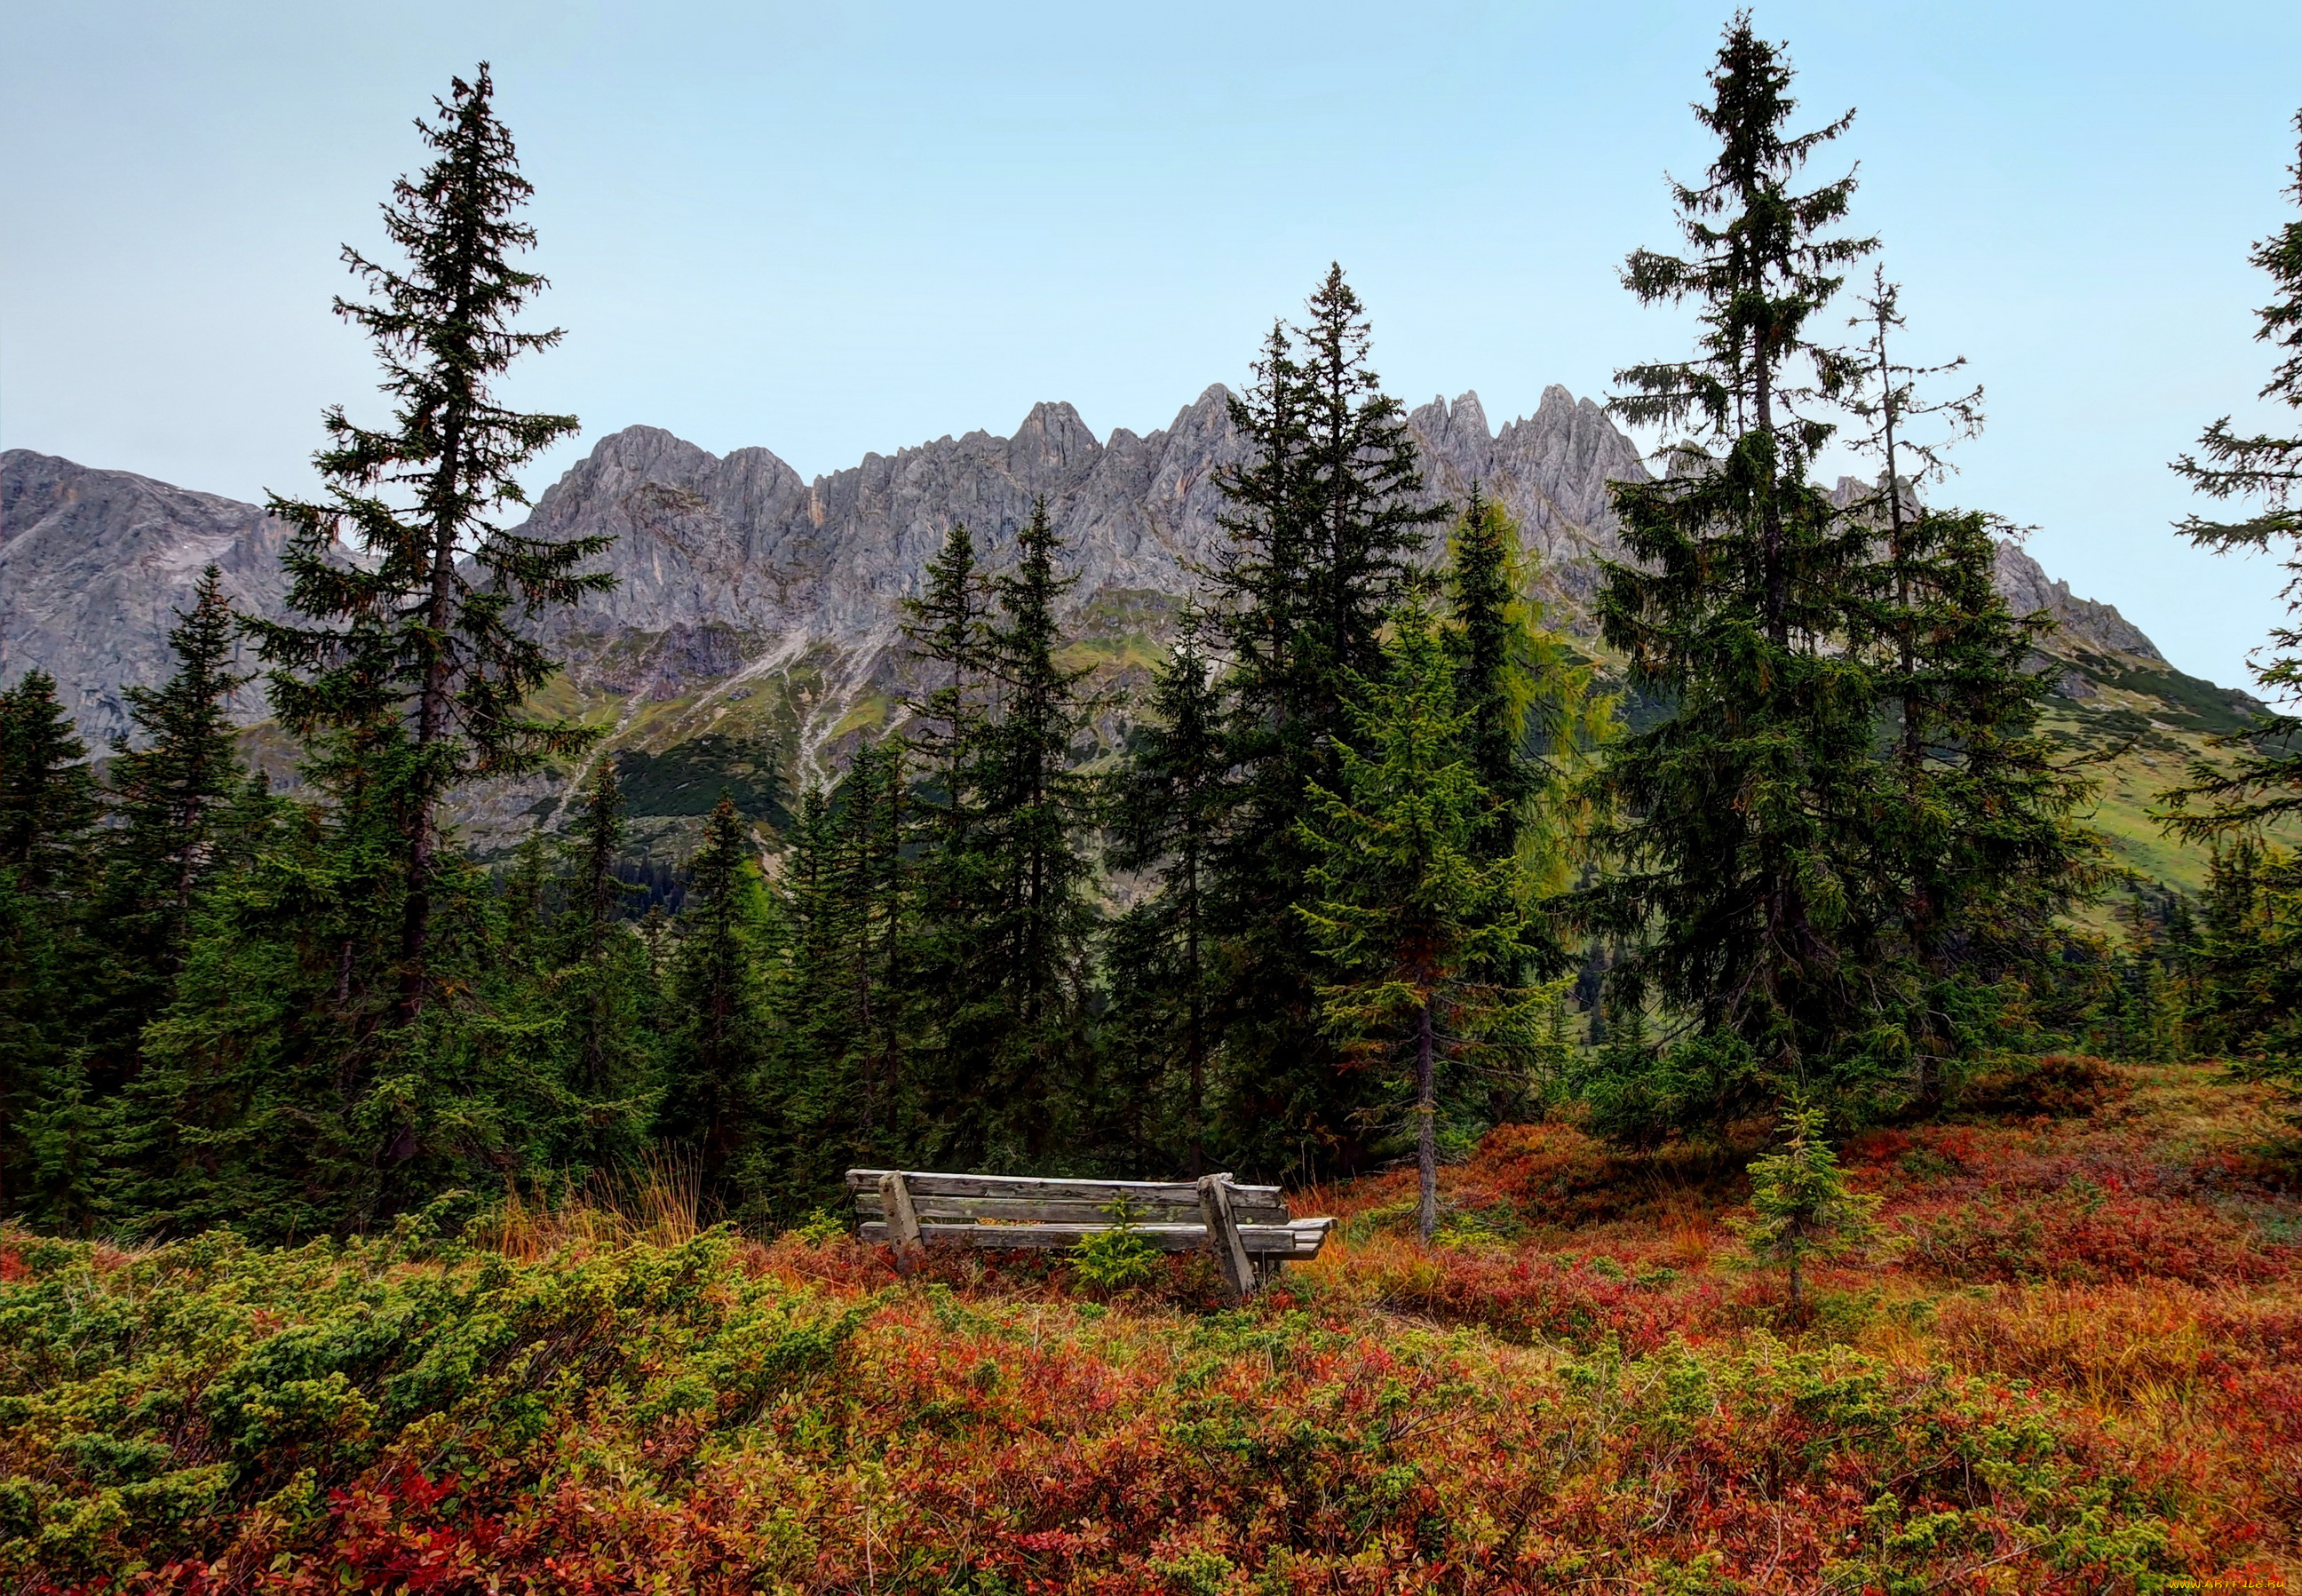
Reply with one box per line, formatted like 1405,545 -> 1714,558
539,758 -> 657,1173
0,671 -> 101,1218
249,64 -> 607,1021
98,567 -> 250,1019
1583,15 -> 1895,1137
1846,274 -> 2100,1094
1298,596 -> 1555,1241
966,501 -> 1099,1166
2164,106 -> 2302,837
657,797 -> 772,1209
1441,490 -> 1613,1124
1206,266 -> 1447,1178
1105,612 -> 1228,1173
0,671 -> 99,897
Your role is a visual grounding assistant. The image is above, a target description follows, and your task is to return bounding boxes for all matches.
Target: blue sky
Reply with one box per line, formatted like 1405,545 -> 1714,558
4,1 -> 2300,693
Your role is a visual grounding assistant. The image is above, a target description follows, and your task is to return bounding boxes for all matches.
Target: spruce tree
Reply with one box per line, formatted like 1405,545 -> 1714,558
539,758 -> 657,1171
99,567 -> 250,994
899,520 -> 996,1145
839,737 -> 909,1147
0,671 -> 104,1219
657,796 -> 772,1206
1441,491 -> 1613,1124
121,798 -> 396,1235
2164,107 -> 2302,836
966,500 -> 1099,1165
1844,270 -> 1981,793
1845,274 -> 2100,1093
1584,14 -> 1893,1135
766,783 -> 863,1201
557,758 -> 639,972
1444,491 -> 1615,925
2188,838 -> 2302,1085
747,748 -> 901,1204
248,65 -> 607,1020
1737,1101 -> 1879,1325
0,671 -> 99,897
1206,266 -> 1447,1177
1448,488 -> 1536,865
1298,598 -> 1549,1242
1106,613 -> 1228,1173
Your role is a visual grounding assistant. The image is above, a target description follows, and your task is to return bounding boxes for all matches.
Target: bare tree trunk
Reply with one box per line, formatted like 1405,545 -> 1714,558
1417,995 -> 1438,1244
1186,844 -> 1203,1179
400,398 -> 465,1024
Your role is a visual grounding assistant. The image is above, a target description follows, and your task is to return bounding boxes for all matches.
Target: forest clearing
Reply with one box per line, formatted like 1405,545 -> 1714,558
5,1054 -> 2297,1591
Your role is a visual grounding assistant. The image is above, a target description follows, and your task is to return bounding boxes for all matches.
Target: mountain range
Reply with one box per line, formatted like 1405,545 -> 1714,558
0,383 -> 2253,884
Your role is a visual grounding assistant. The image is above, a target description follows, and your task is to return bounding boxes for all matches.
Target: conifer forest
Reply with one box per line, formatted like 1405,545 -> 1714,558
9,15 -> 2302,1592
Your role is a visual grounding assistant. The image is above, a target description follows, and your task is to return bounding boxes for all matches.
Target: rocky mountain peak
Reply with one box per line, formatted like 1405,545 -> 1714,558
0,385 -> 2200,771
1993,538 -> 2163,662
1009,401 -> 1102,480
0,448 -> 288,742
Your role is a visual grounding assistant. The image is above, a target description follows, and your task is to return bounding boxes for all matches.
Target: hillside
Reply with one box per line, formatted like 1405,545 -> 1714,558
5,1054 -> 2296,1590
0,386 -> 2259,882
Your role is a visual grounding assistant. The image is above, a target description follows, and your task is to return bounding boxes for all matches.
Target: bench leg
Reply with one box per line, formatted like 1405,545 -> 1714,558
879,1171 -> 925,1276
1197,1173 -> 1257,1301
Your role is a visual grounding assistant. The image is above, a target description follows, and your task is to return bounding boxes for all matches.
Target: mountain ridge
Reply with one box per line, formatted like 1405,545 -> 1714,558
0,385 -> 2228,867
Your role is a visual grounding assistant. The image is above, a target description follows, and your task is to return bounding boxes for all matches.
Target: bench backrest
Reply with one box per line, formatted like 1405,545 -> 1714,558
845,1169 -> 1290,1227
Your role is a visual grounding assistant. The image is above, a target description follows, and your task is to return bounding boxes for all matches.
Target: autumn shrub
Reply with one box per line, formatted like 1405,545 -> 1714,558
1347,1238 -> 1730,1354
1901,1186 -> 2283,1286
1331,1121 -> 1741,1243
1954,1052 -> 2132,1119
0,1224 -> 2200,1594
1068,1224 -> 1164,1294
1933,1282 -> 2219,1404
9,1057 -> 2299,1591
1461,1121 -> 1635,1227
0,1227 -> 865,1586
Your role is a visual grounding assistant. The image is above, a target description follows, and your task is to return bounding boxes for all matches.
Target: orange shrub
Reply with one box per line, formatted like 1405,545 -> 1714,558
1901,1189 -> 2284,1287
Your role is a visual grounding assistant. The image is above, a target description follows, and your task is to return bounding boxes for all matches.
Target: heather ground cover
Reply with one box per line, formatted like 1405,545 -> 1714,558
4,1058 -> 2298,1592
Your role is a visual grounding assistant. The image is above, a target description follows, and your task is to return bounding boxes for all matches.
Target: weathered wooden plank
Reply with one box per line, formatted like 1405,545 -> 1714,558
1198,1172 -> 1258,1297
878,1171 -> 925,1263
1287,1218 -> 1336,1257
857,1220 -> 1317,1255
845,1169 -> 1284,1207
853,1194 -> 1286,1226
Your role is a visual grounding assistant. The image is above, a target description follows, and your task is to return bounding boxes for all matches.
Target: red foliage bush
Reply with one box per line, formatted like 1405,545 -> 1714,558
1459,1121 -> 1641,1228
1901,1189 -> 2284,1286
1354,1243 -> 1728,1354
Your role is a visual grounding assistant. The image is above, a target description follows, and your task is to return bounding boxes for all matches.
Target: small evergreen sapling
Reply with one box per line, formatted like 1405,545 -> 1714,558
1737,1102 -> 1879,1325
1069,1193 -> 1163,1294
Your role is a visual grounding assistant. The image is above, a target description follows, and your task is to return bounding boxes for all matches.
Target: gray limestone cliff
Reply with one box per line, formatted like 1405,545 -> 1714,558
0,450 -> 289,745
0,386 -> 2187,764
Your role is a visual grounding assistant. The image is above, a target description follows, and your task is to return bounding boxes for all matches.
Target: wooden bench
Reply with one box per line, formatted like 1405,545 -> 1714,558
845,1169 -> 1334,1298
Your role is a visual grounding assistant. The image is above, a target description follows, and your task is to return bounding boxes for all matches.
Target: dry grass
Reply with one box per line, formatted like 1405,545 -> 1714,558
482,1148 -> 704,1259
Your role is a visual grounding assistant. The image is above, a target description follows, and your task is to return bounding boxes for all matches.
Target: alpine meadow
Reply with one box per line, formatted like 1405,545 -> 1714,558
14,13 -> 2302,1592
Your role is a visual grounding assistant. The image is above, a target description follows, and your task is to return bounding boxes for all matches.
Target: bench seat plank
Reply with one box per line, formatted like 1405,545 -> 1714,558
859,1218 -> 1332,1257
845,1169 -> 1285,1208
853,1194 -> 1287,1226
